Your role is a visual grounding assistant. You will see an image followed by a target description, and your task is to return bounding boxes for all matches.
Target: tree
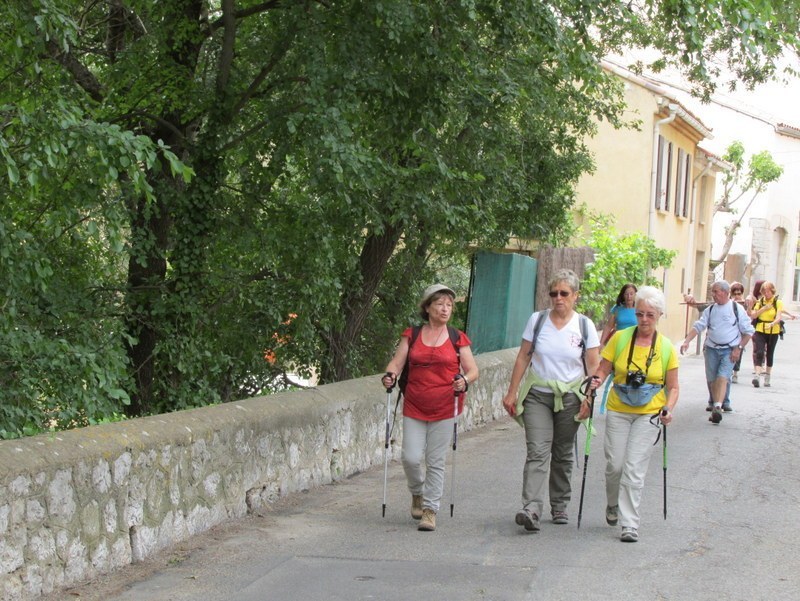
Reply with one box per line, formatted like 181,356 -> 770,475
580,215 -> 677,325
0,3 -> 192,436
714,141 -> 784,262
1,0 -> 797,436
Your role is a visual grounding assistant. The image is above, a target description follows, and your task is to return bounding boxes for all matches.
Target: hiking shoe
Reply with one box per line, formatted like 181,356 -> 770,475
411,495 -> 423,520
706,403 -> 713,412
732,372 -> 738,383
722,403 -> 732,412
606,505 -> 619,526
515,508 -> 540,532
710,406 -> 723,424
764,374 -> 771,387
752,376 -> 760,388
551,510 -> 568,525
620,527 -> 639,542
418,508 -> 436,531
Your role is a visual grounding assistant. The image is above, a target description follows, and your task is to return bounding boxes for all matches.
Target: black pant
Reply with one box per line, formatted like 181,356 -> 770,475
753,331 -> 779,368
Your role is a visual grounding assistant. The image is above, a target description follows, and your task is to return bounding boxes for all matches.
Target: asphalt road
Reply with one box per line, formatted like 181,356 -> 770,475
48,323 -> 800,601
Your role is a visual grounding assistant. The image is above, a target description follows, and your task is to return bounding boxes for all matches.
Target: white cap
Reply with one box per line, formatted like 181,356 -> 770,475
419,284 -> 455,309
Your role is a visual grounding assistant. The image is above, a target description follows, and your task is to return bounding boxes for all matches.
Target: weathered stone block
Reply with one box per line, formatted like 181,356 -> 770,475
47,470 -> 76,523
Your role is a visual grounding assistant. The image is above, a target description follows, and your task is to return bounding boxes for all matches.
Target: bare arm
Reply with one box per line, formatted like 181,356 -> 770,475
599,313 -> 616,346
590,357 -> 614,384
584,346 -> 600,378
576,346 -> 602,419
501,339 -> 533,416
455,345 -> 479,392
777,301 -> 797,321
680,328 -> 698,354
381,337 -> 410,389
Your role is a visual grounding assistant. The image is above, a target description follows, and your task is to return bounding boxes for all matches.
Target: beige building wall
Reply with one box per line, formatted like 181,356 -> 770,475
574,65 -> 724,343
574,82 -> 654,234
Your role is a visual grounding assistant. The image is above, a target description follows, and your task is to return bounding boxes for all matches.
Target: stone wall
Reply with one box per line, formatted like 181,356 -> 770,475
0,348 -> 517,601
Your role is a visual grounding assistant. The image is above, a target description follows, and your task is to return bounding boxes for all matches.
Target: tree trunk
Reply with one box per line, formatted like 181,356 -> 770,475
716,222 -> 740,265
324,225 -> 403,382
124,188 -> 172,417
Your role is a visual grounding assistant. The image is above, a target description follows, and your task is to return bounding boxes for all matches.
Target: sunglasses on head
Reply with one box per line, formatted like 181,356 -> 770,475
549,290 -> 571,298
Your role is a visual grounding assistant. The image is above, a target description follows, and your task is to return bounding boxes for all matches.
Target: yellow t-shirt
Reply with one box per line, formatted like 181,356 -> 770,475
601,330 -> 679,414
753,298 -> 783,335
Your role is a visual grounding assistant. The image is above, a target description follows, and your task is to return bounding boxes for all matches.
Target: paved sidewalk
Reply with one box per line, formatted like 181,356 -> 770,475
46,323 -> 800,601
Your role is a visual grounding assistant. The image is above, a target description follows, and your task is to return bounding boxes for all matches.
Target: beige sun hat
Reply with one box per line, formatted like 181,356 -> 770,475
419,283 -> 456,309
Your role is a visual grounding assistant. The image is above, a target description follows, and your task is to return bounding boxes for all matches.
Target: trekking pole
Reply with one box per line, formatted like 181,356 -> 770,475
662,407 -> 668,520
449,377 -> 461,517
577,383 -> 597,529
382,375 -> 394,518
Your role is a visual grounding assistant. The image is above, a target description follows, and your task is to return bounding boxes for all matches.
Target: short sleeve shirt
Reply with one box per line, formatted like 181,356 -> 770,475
522,311 -> 600,390
754,298 -> 784,335
602,331 -> 679,414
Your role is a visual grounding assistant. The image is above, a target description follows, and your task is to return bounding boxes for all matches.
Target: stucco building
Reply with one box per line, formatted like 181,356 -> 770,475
573,61 -> 727,341
626,64 -> 800,308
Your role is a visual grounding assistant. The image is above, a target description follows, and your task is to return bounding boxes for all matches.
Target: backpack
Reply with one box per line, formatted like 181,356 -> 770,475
751,295 -> 779,328
708,301 -> 747,346
613,327 -> 672,384
527,309 -> 591,375
397,325 -> 462,395
708,300 -> 741,327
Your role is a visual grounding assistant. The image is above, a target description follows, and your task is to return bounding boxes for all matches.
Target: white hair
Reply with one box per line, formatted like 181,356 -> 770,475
635,286 -> 665,314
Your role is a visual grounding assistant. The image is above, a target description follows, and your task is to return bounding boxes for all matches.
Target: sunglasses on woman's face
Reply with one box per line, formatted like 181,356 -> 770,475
549,290 -> 571,298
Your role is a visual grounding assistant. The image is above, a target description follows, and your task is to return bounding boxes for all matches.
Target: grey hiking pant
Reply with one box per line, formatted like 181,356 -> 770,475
402,415 -> 454,513
520,388 -> 581,518
604,410 -> 659,529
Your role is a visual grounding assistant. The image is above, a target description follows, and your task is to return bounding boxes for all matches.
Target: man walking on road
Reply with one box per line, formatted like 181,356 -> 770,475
680,280 -> 754,424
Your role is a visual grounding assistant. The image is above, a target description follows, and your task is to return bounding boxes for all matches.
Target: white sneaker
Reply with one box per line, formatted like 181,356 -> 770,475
621,527 -> 639,542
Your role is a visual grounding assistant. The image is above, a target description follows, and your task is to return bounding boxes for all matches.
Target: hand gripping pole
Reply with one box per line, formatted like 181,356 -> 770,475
576,386 -> 596,529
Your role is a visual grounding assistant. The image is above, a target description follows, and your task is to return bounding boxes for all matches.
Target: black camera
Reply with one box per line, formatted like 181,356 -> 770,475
626,370 -> 646,388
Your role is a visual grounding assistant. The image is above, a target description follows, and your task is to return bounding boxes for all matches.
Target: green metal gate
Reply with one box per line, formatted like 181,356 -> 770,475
465,251 -> 537,354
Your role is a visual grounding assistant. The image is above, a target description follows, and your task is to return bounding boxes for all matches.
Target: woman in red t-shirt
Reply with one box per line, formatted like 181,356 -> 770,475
382,284 -> 479,532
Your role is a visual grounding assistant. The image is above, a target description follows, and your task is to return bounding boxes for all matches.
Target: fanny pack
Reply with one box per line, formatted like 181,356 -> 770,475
613,383 -> 662,407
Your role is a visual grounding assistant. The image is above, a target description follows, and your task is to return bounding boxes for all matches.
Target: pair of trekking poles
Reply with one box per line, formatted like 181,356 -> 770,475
381,376 -> 669,524
382,376 -> 463,518
576,378 -> 669,528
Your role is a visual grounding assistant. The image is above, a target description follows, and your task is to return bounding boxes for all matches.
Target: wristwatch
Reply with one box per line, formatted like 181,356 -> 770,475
736,345 -> 745,350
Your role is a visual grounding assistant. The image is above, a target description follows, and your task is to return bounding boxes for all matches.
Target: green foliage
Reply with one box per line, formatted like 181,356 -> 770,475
580,215 -> 677,325
722,140 -> 746,171
720,140 -> 783,203
614,0 -> 800,99
0,0 -> 796,435
746,151 -> 784,191
715,140 -> 783,261
0,0 -> 194,436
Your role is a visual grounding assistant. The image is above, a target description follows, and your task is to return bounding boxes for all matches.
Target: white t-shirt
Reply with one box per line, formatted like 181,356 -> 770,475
522,310 -> 600,389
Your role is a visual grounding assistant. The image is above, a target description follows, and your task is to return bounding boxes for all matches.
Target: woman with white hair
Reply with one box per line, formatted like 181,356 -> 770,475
588,286 -> 679,542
